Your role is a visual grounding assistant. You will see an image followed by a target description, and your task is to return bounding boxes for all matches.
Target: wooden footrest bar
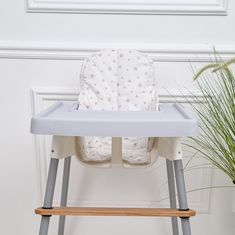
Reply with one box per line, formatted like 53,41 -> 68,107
35,207 -> 196,217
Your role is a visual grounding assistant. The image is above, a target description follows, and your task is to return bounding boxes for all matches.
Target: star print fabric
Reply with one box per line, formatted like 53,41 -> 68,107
77,49 -> 158,165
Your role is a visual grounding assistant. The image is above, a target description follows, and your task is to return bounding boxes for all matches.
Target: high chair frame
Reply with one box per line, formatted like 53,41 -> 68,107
31,102 -> 197,235
32,48 -> 197,234
35,155 -> 195,235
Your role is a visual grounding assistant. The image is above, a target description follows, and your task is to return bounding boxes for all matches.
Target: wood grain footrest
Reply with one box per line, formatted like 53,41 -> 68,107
35,207 -> 196,217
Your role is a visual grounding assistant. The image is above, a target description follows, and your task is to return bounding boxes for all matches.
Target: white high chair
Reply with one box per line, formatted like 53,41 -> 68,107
31,49 -> 197,235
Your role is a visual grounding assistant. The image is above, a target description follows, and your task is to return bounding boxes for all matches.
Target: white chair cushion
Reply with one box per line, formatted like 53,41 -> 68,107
77,49 -> 158,165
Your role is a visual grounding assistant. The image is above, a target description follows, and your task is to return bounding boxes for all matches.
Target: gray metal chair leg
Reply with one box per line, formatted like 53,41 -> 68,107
39,158 -> 59,235
174,160 -> 191,235
166,159 -> 179,235
58,157 -> 71,235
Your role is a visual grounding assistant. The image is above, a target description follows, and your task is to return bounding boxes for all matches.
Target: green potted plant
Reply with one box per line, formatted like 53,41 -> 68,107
186,57 -> 235,210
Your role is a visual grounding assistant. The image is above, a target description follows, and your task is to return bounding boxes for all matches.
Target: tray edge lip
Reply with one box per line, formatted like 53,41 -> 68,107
30,102 -> 198,136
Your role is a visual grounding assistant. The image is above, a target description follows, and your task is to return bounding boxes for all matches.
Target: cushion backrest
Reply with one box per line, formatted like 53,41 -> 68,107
77,49 -> 158,166
79,49 -> 158,111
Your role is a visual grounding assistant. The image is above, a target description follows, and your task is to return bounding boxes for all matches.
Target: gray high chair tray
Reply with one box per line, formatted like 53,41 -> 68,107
30,102 -> 198,137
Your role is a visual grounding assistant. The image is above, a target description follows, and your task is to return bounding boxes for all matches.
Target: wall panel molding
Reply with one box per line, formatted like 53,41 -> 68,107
26,0 -> 228,15
31,87 -> 212,213
1,41 -> 235,62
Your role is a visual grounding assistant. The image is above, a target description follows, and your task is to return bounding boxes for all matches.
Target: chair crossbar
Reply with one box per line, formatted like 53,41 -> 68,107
35,207 -> 196,218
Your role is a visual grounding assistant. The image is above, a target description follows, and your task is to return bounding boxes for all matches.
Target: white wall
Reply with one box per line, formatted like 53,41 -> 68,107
0,0 -> 235,234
